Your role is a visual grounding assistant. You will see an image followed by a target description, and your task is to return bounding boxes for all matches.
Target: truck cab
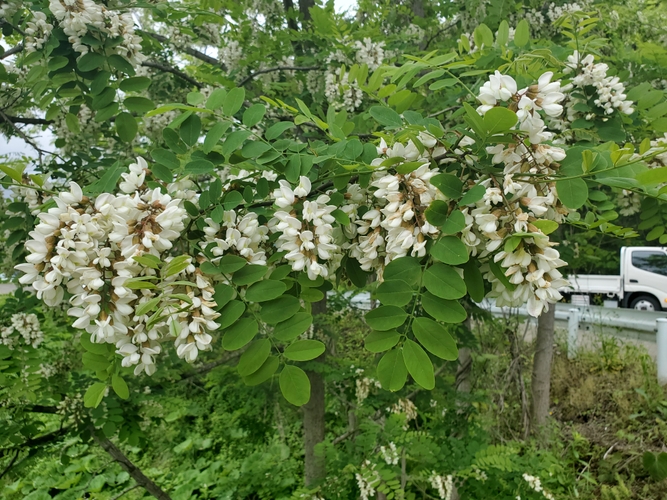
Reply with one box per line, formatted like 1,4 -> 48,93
620,246 -> 667,311
565,246 -> 667,311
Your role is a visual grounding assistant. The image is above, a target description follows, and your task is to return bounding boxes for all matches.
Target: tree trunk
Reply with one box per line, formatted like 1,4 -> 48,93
455,316 -> 473,394
530,306 -> 556,432
92,431 -> 171,500
299,0 -> 315,24
411,0 -> 425,18
282,0 -> 299,31
303,297 -> 326,486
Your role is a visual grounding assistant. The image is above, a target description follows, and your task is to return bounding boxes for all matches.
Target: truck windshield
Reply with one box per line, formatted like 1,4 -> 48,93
631,250 -> 667,276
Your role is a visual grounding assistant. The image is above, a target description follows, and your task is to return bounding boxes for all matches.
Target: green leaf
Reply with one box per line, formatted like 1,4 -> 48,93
532,220 -> 559,235
115,112 -> 137,143
223,88 -> 245,116
163,255 -> 191,277
488,260 -> 516,291
497,20 -> 510,45
184,159 -> 215,175
124,96 -> 154,114
643,451 -> 667,482
423,263 -> 466,300
441,211 -> 467,235
425,200 -> 450,226
376,349 -> 408,391
222,130 -> 252,156
273,313 -> 313,341
345,257 -> 371,287
242,141 -> 272,158
231,264 -> 267,286
83,382 -> 106,408
421,292 -> 467,323
364,305 -> 408,331
463,260 -> 485,302
431,174 -> 462,199
217,254 -> 246,274
279,365 -> 311,406
77,52 -> 105,72
163,128 -> 188,154
205,88 -> 227,110
81,333 -> 109,355
375,280 -> 414,306
365,330 -> 401,353
402,339 -> 435,390
218,300 -> 246,329
284,340 -> 325,361
556,178 -> 588,209
65,113 -> 80,134
108,54 -> 135,75
48,56 -> 69,71
459,185 -> 486,206
383,256 -> 421,287
93,102 -> 119,123
370,106 -> 403,128
222,317 -> 258,350
213,283 -> 235,308
431,236 -> 469,265
266,122 -> 295,140
150,148 -> 180,170
119,76 -> 151,92
245,280 -> 287,302
237,339 -> 272,376
429,78 -> 457,90
514,19 -> 530,47
243,104 -> 266,127
483,107 -> 518,135
260,296 -> 301,324
203,121 -> 231,153
135,297 -> 161,317
637,167 -> 667,185
111,374 -> 129,399
412,317 -> 458,360
180,114 -> 201,147
243,355 -> 279,386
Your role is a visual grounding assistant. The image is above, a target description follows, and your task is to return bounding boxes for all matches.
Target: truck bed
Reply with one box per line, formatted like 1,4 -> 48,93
564,274 -> 622,295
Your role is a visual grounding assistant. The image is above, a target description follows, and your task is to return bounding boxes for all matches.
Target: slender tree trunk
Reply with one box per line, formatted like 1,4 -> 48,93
411,0 -> 425,18
299,0 -> 315,24
282,0 -> 299,31
303,297 -> 326,486
455,316 -> 473,394
92,431 -> 171,500
530,306 -> 556,432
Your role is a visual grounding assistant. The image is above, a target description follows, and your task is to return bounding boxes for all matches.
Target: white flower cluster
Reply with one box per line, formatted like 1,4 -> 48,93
12,177 -> 53,216
545,2 -> 584,23
25,12 -> 53,53
0,0 -> 19,19
389,397 -> 418,426
219,39 -> 244,73
474,71 -> 570,316
563,51 -> 634,117
270,176 -> 342,280
346,133 -> 443,272
48,0 -> 145,66
522,473 -> 555,500
52,104 -> 102,155
324,67 -> 363,112
15,158 -> 221,374
0,313 -> 44,350
203,211 -> 269,266
429,472 -> 454,500
355,375 -> 382,405
355,460 -> 381,500
354,38 -> 386,71
379,442 -> 400,465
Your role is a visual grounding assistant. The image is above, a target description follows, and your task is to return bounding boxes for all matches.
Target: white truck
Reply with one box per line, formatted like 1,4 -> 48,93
565,247 -> 667,311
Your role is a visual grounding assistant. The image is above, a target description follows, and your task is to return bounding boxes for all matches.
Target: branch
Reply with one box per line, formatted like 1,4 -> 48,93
92,430 -> 172,500
141,60 -> 203,88
1,115 -> 53,125
423,21 -> 458,50
0,43 -> 24,60
141,31 -> 224,69
427,106 -> 456,119
0,450 -> 19,481
111,484 -> 140,500
238,66 -> 320,87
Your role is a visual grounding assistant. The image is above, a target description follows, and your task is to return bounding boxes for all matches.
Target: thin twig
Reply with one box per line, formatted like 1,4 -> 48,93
141,61 -> 203,89
111,484 -> 140,500
141,31 -> 224,69
239,66 -> 320,87
0,450 -> 19,480
0,43 -> 24,60
423,21 -> 458,50
1,115 -> 52,125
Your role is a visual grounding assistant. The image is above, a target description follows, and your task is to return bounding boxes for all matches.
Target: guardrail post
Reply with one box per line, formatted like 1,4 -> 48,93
568,308 -> 579,359
657,318 -> 667,385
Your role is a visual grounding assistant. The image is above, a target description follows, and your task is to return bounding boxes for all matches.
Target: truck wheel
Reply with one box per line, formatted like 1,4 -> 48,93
630,295 -> 661,312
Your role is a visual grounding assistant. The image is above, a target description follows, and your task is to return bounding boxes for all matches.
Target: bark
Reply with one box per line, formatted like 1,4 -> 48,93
299,0 -> 315,24
507,327 -> 530,439
282,0 -> 300,31
303,297 -> 327,486
455,316 -> 473,394
92,431 -> 172,500
411,0 -> 425,18
530,306 -> 556,432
